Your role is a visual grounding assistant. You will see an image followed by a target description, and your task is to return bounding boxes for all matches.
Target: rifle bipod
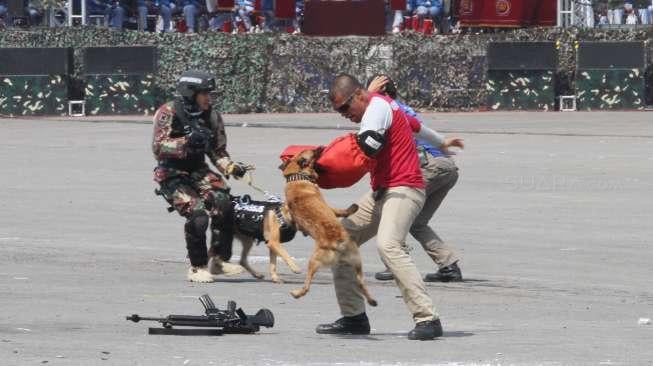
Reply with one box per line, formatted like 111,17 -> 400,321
126,294 -> 274,336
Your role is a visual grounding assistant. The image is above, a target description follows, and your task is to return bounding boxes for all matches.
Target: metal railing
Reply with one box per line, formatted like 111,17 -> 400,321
559,0 -> 653,28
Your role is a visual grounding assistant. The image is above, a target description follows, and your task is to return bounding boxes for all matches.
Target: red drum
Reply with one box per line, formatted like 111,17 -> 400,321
222,20 -> 232,33
404,15 -> 412,29
423,18 -> 434,34
176,18 -> 188,33
411,15 -> 420,31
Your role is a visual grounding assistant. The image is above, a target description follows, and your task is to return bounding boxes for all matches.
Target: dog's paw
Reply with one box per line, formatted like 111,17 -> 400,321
289,264 -> 302,274
240,262 -> 265,280
271,276 -> 284,284
346,204 -> 359,216
290,289 -> 304,299
367,298 -> 378,307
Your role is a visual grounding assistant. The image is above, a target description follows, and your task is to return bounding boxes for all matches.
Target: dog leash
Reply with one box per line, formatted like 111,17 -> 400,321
239,165 -> 281,202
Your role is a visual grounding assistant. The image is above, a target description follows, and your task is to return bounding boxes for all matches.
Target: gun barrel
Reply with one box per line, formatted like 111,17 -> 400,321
126,314 -> 168,323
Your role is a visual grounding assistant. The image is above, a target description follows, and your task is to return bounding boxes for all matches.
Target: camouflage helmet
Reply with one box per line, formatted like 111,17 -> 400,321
176,70 -> 216,99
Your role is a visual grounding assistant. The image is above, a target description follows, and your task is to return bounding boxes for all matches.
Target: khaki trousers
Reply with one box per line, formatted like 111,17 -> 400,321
410,155 -> 460,268
335,186 -> 437,323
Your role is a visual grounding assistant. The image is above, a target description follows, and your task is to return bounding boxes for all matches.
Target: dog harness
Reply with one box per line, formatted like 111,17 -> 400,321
231,195 -> 296,244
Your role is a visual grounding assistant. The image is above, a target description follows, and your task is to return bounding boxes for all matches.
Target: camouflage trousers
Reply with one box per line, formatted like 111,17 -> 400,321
410,154 -> 460,269
155,165 -> 234,267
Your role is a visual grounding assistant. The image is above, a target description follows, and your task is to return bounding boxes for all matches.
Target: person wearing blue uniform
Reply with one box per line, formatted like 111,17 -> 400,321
236,0 -> 254,31
108,0 -> 129,29
156,0 -> 175,32
136,0 -> 149,31
0,1 -> 7,20
177,0 -> 201,33
367,74 -> 463,282
413,0 -> 443,21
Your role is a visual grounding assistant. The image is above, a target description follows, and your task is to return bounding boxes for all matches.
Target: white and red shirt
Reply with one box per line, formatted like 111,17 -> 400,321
359,93 -> 437,191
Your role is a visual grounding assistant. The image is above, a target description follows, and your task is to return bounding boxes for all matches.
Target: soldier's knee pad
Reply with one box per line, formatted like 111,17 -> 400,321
205,189 -> 232,218
185,211 -> 209,237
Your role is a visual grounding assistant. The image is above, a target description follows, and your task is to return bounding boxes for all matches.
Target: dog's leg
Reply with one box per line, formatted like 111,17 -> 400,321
290,249 -> 322,299
238,236 -> 264,280
264,211 -> 301,275
346,245 -> 378,307
330,204 -> 359,218
269,251 -> 283,284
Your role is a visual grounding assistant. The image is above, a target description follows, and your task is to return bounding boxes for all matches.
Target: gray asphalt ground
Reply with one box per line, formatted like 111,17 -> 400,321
1,112 -> 652,366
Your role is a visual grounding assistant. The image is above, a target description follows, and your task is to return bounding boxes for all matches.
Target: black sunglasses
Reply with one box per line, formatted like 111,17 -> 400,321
335,90 -> 357,114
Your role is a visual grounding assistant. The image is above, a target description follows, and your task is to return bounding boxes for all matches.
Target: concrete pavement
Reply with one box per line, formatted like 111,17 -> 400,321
1,112 -> 652,365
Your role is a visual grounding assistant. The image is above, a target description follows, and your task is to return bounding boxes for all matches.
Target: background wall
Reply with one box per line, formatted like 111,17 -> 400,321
1,27 -> 651,113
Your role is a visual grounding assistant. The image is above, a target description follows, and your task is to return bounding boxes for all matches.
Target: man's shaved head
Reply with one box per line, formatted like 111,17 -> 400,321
329,73 -> 362,102
328,73 -> 369,123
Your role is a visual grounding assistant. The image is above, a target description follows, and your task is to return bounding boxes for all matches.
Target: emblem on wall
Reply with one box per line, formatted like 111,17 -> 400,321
496,0 -> 511,16
460,0 -> 473,15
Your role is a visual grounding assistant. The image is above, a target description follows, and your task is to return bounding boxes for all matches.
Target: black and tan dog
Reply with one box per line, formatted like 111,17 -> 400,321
209,195 -> 303,284
279,149 -> 377,306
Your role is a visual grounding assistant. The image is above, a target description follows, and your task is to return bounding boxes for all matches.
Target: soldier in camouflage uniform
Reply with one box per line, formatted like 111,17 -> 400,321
152,70 -> 250,283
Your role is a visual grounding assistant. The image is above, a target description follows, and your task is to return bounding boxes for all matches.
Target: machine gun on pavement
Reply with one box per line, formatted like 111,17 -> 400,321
126,294 -> 274,336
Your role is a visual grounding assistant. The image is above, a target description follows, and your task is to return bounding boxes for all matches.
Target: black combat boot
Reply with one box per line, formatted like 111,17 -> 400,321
423,262 -> 463,282
407,319 -> 443,340
374,269 -> 394,281
316,313 -> 371,335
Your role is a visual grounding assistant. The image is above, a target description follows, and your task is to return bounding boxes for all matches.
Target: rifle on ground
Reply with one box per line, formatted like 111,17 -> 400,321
126,294 -> 274,336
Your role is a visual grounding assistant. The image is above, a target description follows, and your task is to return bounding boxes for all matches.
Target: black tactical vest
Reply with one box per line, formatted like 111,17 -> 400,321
160,100 -> 217,171
232,195 -> 296,244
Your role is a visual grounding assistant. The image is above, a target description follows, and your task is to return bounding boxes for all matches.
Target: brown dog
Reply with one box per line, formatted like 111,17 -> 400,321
280,149 -> 377,306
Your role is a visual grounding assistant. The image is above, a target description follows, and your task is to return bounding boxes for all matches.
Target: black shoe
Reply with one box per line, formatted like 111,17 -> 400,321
424,262 -> 463,282
407,319 -> 443,340
316,313 -> 371,335
374,270 -> 394,281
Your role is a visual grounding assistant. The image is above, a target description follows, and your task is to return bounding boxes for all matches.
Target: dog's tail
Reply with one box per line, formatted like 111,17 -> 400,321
331,204 -> 359,218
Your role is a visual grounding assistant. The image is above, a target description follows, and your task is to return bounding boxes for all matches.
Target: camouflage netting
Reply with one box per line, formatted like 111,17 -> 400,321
486,70 -> 556,111
576,69 -> 646,110
0,75 -> 68,116
0,26 -> 651,113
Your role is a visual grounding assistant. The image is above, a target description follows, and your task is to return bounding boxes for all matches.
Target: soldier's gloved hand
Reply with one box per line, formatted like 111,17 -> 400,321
187,129 -> 208,151
227,162 -> 250,179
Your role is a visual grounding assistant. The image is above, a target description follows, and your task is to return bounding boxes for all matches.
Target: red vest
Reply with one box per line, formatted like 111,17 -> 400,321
368,93 -> 424,191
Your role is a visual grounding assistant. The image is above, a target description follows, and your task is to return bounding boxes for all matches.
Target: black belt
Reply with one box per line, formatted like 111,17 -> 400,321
373,188 -> 387,201
159,158 -> 205,171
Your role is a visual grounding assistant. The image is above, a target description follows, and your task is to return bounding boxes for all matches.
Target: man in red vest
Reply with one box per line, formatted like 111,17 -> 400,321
316,73 -> 460,340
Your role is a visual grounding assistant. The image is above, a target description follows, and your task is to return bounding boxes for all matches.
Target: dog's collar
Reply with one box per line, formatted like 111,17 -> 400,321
285,173 -> 316,183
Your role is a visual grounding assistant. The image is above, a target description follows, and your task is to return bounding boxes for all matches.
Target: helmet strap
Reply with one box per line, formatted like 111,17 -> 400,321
181,96 -> 203,117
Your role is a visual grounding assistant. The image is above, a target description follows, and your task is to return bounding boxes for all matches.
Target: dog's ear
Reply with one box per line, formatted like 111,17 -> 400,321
279,160 -> 290,171
314,146 -> 325,160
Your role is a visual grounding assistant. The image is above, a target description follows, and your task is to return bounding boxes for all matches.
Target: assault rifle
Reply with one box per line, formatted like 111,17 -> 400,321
126,294 -> 274,336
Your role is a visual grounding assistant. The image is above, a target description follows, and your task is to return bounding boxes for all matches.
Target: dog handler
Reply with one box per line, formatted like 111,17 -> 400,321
152,70 -> 250,283
317,74 -> 461,340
